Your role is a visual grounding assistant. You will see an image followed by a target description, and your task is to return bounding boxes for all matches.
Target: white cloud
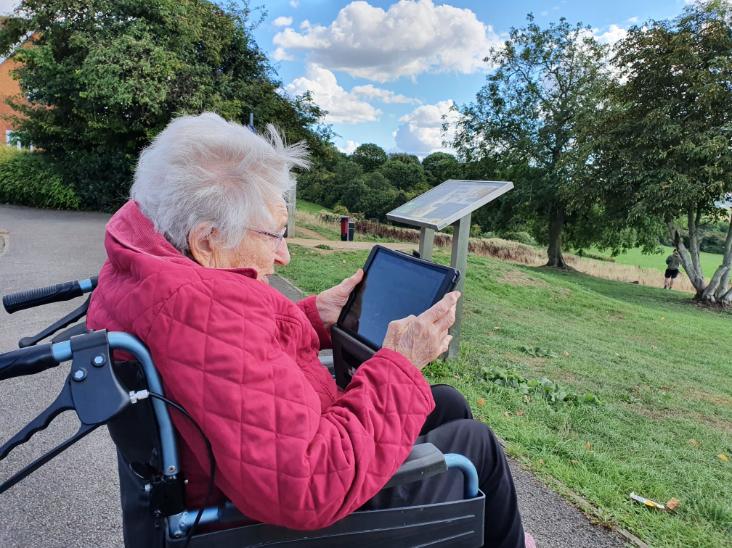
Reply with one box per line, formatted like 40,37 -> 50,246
273,47 -> 294,61
273,0 -> 500,82
273,16 -> 293,27
594,24 -> 628,45
0,0 -> 19,15
285,64 -> 381,124
351,84 -> 420,105
394,100 -> 460,155
339,140 -> 360,154
290,0 -> 300,7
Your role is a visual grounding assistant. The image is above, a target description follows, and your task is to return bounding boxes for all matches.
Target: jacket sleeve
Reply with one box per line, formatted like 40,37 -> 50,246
151,280 -> 435,530
297,295 -> 332,350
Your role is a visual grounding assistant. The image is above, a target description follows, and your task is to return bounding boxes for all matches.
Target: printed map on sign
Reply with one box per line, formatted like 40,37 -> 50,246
387,180 -> 514,230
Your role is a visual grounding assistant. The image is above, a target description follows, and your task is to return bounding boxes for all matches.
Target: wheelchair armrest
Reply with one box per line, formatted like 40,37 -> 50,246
382,443 -> 446,489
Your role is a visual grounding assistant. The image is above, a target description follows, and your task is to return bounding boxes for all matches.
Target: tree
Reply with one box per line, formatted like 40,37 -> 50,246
422,152 -> 462,186
453,15 -> 609,267
388,152 -> 420,165
378,158 -> 426,191
0,0 -> 327,210
351,143 -> 387,172
596,0 -> 732,304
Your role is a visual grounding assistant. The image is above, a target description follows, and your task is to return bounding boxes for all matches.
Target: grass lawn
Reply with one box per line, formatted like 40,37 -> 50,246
296,199 -> 331,215
279,245 -> 732,548
591,245 -> 724,276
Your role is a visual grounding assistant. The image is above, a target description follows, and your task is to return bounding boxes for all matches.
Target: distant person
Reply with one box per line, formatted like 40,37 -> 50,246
664,249 -> 681,289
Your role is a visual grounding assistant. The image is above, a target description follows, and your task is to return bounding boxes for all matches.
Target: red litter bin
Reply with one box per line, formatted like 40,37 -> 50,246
340,216 -> 349,241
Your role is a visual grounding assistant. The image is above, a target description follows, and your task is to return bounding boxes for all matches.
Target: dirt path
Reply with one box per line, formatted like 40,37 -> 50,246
287,237 -> 416,253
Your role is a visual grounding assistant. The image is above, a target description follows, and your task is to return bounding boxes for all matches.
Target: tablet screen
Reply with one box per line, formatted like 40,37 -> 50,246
339,248 -> 455,349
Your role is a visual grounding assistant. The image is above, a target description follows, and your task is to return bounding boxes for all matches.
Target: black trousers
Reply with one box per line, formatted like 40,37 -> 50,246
365,385 -> 526,548
117,385 -> 524,547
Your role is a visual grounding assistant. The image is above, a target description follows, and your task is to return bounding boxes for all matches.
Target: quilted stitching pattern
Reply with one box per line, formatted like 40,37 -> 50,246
88,202 -> 435,530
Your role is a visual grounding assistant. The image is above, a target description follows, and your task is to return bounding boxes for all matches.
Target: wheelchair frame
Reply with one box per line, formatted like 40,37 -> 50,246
1,279 -> 486,547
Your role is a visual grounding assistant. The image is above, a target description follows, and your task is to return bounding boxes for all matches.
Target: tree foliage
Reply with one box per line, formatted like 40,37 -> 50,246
422,152 -> 462,186
595,0 -> 732,303
453,14 -> 610,267
351,143 -> 387,172
0,0 -> 328,210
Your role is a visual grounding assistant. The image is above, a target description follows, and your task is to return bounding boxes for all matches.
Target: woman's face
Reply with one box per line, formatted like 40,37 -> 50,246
190,199 -> 291,282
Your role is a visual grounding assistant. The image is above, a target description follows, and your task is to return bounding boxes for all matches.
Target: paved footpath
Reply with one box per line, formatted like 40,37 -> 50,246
0,205 -> 627,547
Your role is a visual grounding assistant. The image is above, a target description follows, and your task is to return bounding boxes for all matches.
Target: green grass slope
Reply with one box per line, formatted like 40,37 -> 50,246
279,245 -> 732,547
592,245 -> 723,276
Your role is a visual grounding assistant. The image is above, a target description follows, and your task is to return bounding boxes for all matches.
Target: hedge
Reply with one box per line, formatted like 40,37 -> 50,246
0,146 -> 80,210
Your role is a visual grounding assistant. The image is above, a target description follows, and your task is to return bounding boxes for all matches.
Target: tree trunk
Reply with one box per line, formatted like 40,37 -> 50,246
546,207 -> 567,268
675,210 -> 732,306
713,213 -> 732,302
672,213 -> 705,298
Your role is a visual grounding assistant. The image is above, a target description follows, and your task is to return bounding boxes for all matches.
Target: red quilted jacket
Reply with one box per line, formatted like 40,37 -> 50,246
87,201 -> 435,530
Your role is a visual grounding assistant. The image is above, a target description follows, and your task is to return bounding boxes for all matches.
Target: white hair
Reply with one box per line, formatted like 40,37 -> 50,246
130,112 -> 309,253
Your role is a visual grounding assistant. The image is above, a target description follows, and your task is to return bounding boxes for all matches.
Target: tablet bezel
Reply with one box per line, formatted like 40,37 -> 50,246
335,245 -> 459,351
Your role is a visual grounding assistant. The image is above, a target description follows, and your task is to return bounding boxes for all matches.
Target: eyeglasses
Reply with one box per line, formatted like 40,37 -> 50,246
248,227 -> 286,250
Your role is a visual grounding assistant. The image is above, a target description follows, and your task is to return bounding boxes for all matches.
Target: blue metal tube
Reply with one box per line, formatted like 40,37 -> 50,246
50,340 -> 71,362
444,453 -> 479,498
107,332 -> 180,477
167,505 -> 224,538
78,278 -> 94,292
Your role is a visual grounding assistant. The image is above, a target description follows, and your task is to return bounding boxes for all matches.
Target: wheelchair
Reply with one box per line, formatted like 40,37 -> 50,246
0,277 -> 486,547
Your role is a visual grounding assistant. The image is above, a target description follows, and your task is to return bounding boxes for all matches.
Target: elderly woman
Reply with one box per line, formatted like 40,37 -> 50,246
88,113 -> 529,547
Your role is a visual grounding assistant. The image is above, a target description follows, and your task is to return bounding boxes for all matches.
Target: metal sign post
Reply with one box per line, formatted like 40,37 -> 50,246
285,186 -> 296,238
387,180 -> 513,359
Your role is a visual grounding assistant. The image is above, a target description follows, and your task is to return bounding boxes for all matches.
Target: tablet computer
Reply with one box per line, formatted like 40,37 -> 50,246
332,246 -> 459,387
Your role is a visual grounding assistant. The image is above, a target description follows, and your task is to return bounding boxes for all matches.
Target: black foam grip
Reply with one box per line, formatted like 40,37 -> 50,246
3,281 -> 83,314
0,344 -> 58,380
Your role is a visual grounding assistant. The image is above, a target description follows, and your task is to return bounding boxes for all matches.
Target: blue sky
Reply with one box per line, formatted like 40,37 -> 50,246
0,0 -> 696,155
254,0 -> 693,155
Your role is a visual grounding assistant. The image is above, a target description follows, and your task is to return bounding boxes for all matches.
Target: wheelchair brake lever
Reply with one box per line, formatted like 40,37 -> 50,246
18,296 -> 91,348
0,422 -> 100,494
0,331 -> 132,494
0,382 -> 74,460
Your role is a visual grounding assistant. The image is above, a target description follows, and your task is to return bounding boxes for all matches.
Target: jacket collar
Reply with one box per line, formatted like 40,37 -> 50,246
105,200 -> 258,279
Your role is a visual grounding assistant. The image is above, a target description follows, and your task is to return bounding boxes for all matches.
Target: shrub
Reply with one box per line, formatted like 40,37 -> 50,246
499,230 -> 537,246
0,147 -> 80,209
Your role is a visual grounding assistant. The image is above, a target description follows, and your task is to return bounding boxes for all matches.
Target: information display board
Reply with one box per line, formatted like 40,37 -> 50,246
387,180 -> 514,230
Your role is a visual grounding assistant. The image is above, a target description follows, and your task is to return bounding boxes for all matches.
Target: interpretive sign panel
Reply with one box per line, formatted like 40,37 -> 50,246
387,180 -> 514,230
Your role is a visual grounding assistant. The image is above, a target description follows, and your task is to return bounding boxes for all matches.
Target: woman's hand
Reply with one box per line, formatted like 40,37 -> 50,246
382,291 -> 460,369
315,269 -> 364,330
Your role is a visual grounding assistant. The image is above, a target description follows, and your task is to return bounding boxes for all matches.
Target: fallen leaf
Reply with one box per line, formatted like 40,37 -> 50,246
493,326 -> 501,331
665,498 -> 680,512
503,411 -> 512,417
516,409 -> 525,416
688,438 -> 700,447
570,459 -> 579,465
562,351 -> 570,357
476,398 -> 486,408
537,459 -> 545,466
719,453 -> 729,462
584,441 -> 593,450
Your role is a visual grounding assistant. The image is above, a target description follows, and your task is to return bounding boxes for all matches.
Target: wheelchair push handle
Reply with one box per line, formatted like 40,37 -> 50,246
3,276 -> 98,314
0,343 -> 61,380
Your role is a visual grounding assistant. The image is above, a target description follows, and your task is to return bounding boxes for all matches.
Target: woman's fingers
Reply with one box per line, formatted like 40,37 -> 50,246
419,291 -> 460,324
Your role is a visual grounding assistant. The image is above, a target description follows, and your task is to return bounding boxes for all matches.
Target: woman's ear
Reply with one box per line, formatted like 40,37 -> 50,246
188,224 -> 216,267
